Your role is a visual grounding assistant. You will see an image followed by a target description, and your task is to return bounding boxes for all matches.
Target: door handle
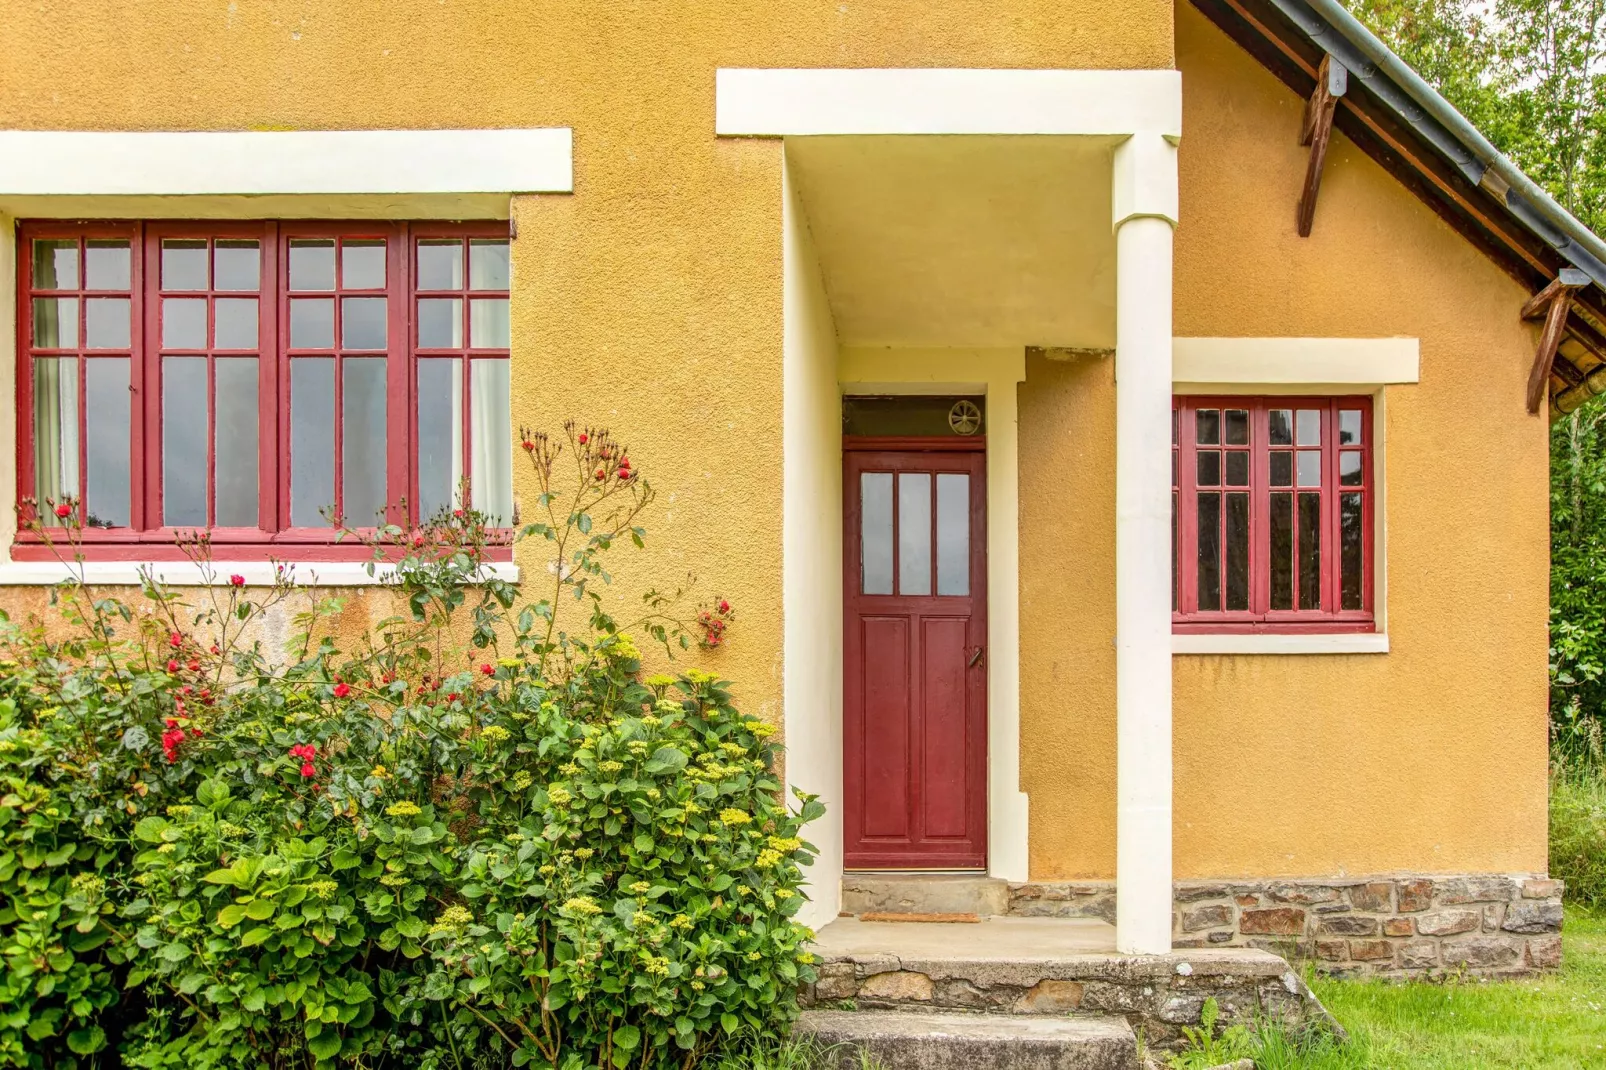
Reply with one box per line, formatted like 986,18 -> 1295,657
967,646 -> 985,668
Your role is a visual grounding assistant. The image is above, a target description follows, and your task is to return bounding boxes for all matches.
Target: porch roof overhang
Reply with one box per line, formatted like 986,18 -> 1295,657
1189,0 -> 1606,413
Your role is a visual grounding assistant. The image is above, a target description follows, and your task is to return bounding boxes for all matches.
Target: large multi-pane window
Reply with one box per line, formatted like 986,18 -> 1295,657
15,222 -> 512,559
1172,396 -> 1374,632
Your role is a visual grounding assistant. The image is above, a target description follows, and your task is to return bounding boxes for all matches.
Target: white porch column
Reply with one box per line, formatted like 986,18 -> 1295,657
1112,132 -> 1179,955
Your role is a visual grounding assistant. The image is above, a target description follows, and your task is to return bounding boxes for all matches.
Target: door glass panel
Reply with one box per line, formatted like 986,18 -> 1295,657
1197,491 -> 1220,610
341,297 -> 387,350
342,358 -> 389,526
860,472 -> 893,595
1224,409 -> 1250,445
1341,492 -> 1364,610
341,240 -> 386,289
1298,491 -> 1322,609
470,298 -> 510,348
33,240 -> 78,289
898,473 -> 932,596
32,358 -> 79,522
1340,450 -> 1364,486
215,358 -> 259,527
1339,409 -> 1363,445
1225,451 -> 1249,486
290,298 -> 334,349
289,239 -> 336,290
84,359 -> 130,529
470,240 -> 511,289
85,241 -> 131,290
936,473 -> 969,596
417,358 -> 463,520
214,298 -> 258,349
214,240 -> 260,291
33,298 -> 77,348
163,356 -> 209,526
162,240 -> 209,291
418,298 -> 463,348
163,298 -> 207,349
1196,450 -> 1220,486
470,359 -> 512,524
1270,451 -> 1292,487
1269,409 -> 1293,445
1297,450 -> 1322,487
84,298 -> 130,348
1225,491 -> 1249,610
1296,408 -> 1322,446
1195,408 -> 1220,445
417,239 -> 464,290
290,357 -> 336,526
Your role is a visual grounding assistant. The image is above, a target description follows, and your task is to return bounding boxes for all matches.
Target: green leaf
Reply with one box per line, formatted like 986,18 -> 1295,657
203,868 -> 241,886
245,898 -> 276,921
307,1031 -> 342,1061
644,746 -> 688,776
721,1013 -> 739,1035
614,1024 -> 641,1051
330,848 -> 361,870
240,926 -> 271,948
133,817 -> 168,843
66,1026 -> 105,1055
217,904 -> 248,928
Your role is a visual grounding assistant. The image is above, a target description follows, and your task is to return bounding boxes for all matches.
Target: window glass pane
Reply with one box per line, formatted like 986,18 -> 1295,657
1269,492 -> 1293,610
1296,408 -> 1321,446
1296,450 -> 1321,488
162,356 -> 208,527
1172,490 -> 1178,612
1195,409 -> 1220,445
33,240 -> 78,289
470,239 -> 511,290
470,298 -> 510,348
1224,409 -> 1249,445
1341,492 -> 1364,611
898,473 -> 932,596
1225,491 -> 1249,611
341,240 -> 386,289
214,298 -> 258,349
85,298 -> 130,349
215,358 -> 259,527
342,358 -> 389,526
341,297 -> 387,350
418,298 -> 463,348
1196,491 -> 1221,611
1269,451 -> 1292,487
289,239 -> 336,290
860,472 -> 893,595
1298,491 -> 1322,609
32,358 -> 79,523
290,357 -> 336,526
417,239 -> 463,290
85,240 -> 131,290
162,240 -> 209,291
33,298 -> 77,348
214,240 -> 260,292
162,298 -> 207,350
417,358 -> 463,520
1339,409 -> 1363,445
936,473 -> 969,596
1225,450 -> 1249,487
1340,450 -> 1364,486
85,359 -> 130,529
290,298 -> 334,349
471,360 -> 512,525
1196,450 -> 1220,487
1269,409 -> 1293,446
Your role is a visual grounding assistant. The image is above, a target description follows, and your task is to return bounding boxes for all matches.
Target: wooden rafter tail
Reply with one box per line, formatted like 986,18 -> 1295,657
1525,270 -> 1591,414
1297,53 -> 1348,238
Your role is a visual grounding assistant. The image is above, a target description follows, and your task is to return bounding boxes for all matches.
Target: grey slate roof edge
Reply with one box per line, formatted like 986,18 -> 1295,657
1269,0 -> 1606,288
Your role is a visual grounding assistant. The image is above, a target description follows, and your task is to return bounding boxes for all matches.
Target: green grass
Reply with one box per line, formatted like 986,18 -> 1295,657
1249,907 -> 1606,1069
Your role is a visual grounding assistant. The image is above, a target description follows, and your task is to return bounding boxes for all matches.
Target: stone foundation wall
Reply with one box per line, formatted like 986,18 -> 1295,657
1008,875 -> 1564,978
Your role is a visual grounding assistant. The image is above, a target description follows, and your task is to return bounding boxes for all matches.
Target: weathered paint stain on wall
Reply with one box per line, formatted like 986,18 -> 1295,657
1018,5 -> 1549,879
0,0 -> 1172,725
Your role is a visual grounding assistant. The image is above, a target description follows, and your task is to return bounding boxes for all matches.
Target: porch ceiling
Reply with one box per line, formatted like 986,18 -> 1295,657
784,135 -> 1120,349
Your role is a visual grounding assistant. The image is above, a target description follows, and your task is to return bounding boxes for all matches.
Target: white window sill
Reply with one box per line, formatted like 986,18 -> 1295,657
0,560 -> 520,587
1172,632 -> 1389,655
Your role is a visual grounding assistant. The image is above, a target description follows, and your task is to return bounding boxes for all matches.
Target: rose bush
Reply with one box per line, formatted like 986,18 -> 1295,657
0,423 -> 819,1070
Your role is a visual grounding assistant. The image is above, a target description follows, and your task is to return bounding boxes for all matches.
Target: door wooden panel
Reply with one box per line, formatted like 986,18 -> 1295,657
843,442 -> 987,871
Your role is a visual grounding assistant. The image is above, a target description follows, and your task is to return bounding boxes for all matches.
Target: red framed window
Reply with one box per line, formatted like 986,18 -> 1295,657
1172,396 -> 1374,633
14,221 -> 512,561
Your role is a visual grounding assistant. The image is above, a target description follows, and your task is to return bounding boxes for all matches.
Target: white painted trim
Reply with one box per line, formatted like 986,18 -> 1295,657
716,69 -> 1182,138
0,129 -> 573,195
1172,632 -> 1390,655
0,561 -> 520,587
838,347 -> 1031,884
1173,337 -> 1419,385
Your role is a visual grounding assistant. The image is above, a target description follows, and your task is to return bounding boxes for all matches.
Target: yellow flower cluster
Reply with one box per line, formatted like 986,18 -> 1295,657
645,674 -> 676,689
429,905 -> 473,935
774,889 -> 795,900
598,760 -> 624,774
718,742 -> 747,757
511,771 -> 532,790
609,634 -> 642,660
718,808 -> 752,826
156,843 -> 176,854
644,955 -> 670,977
627,740 -> 650,755
641,714 -> 662,727
385,801 -> 422,818
370,764 -> 390,779
755,849 -> 782,869
670,914 -> 694,930
746,720 -> 777,739
379,874 -> 410,887
562,896 -> 603,917
767,836 -> 802,854
574,847 -> 595,860
481,725 -> 510,744
629,880 -> 652,894
309,880 -> 339,900
547,785 -> 573,806
165,805 -> 193,818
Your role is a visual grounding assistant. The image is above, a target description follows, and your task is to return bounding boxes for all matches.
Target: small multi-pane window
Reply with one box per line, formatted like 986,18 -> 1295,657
15,222 -> 513,560
1172,396 -> 1374,632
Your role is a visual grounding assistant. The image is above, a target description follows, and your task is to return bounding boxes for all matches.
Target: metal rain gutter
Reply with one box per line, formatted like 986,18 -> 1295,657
1267,0 -> 1606,288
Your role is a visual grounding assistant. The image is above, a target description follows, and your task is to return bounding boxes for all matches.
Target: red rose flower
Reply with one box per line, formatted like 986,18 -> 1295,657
186,660 -> 200,672
577,432 -> 589,444
446,692 -> 459,703
169,632 -> 184,648
333,682 -> 351,699
453,508 -> 465,518
300,761 -> 316,778
209,644 -> 220,655
229,574 -> 245,588
54,503 -> 72,519
167,659 -> 180,673
521,439 -> 535,452
719,600 -> 731,614
480,664 -> 494,676
595,468 -> 606,481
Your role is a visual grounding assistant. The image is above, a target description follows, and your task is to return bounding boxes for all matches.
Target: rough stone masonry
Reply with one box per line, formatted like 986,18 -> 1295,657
1008,874 -> 1564,978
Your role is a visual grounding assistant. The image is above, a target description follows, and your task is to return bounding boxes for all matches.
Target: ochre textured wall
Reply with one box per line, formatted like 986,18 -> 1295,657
0,1 -> 1172,721
1018,5 -> 1550,880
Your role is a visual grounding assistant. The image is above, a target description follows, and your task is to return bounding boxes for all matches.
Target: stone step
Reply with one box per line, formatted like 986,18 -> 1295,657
798,1009 -> 1139,1070
842,874 -> 1011,917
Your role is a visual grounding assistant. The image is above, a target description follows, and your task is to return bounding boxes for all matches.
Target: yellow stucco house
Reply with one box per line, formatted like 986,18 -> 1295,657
0,0 -> 1590,1025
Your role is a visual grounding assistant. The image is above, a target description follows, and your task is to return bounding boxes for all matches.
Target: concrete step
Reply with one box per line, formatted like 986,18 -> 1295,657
842,874 -> 1010,918
798,1009 -> 1139,1070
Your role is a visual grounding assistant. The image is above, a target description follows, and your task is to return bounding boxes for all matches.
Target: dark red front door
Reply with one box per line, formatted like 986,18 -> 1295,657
843,441 -> 987,870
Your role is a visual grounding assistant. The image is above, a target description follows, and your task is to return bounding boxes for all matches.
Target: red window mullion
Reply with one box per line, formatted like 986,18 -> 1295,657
385,224 -> 411,529
1249,400 -> 1269,616
139,230 -> 162,531
259,223 -> 281,534
1177,400 -> 1200,615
